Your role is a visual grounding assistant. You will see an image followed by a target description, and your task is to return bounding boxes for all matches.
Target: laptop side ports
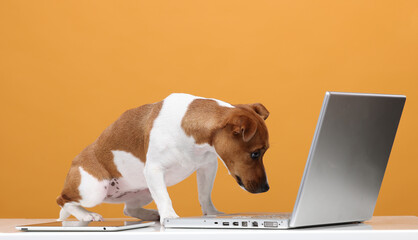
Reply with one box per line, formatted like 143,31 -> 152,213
264,221 -> 279,228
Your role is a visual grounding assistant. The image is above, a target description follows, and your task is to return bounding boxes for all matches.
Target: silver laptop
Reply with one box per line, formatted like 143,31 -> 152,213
165,92 -> 406,229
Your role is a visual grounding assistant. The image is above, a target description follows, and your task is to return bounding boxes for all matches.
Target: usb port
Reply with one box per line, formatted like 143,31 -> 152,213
252,221 -> 258,227
242,221 -> 248,227
233,222 -> 239,226
223,222 -> 229,226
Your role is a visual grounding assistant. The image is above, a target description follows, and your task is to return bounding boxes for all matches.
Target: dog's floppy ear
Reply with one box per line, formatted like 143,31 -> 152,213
229,115 -> 258,142
250,103 -> 269,120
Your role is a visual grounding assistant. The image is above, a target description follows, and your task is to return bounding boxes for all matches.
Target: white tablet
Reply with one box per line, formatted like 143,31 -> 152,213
16,220 -> 155,232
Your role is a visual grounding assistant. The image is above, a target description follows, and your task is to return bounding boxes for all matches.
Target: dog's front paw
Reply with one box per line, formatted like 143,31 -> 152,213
202,205 -> 224,216
80,212 -> 103,222
160,212 -> 179,225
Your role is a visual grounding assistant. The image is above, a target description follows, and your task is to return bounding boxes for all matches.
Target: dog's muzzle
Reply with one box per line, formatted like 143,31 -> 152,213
235,175 -> 270,193
236,175 -> 244,187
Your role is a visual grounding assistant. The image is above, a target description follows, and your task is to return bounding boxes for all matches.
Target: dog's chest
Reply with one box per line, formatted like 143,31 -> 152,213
162,144 -> 217,187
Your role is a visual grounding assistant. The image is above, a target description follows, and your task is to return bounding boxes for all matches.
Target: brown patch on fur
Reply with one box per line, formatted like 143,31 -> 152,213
57,101 -> 163,206
56,164 -> 81,206
93,101 -> 163,178
181,99 -> 269,148
181,99 -> 231,145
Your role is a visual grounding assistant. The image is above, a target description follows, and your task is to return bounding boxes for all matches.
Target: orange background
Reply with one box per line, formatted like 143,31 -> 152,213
1,1 -> 417,219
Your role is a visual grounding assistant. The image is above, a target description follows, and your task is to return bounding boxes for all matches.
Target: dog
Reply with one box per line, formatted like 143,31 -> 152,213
57,93 -> 270,224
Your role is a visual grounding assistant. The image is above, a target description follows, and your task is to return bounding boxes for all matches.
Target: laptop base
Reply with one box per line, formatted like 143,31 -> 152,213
165,213 -> 291,229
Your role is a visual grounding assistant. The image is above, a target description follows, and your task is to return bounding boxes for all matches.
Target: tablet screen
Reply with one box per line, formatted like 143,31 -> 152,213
17,220 -> 155,231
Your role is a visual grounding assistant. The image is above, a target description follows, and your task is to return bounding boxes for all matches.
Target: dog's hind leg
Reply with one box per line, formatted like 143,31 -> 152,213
123,189 -> 160,221
57,166 -> 109,221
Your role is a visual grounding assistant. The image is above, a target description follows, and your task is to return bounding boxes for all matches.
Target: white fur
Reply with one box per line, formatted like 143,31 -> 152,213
60,203 -> 104,221
59,167 -> 107,221
110,150 -> 147,191
61,93 -> 234,224
145,93 -> 233,223
78,167 -> 108,208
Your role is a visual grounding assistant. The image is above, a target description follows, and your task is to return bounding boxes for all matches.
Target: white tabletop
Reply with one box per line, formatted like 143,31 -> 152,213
1,216 -> 417,240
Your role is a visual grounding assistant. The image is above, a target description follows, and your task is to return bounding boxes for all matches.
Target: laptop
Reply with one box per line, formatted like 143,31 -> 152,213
164,92 -> 406,229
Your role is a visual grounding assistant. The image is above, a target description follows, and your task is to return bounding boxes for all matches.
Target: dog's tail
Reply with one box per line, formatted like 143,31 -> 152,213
56,194 -> 74,221
56,195 -> 70,221
56,194 -> 68,207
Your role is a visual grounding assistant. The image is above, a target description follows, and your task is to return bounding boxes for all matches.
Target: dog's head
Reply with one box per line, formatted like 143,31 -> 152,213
213,103 -> 270,194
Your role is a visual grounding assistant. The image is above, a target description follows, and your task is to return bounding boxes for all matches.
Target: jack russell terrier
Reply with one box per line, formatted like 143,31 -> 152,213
57,93 -> 270,224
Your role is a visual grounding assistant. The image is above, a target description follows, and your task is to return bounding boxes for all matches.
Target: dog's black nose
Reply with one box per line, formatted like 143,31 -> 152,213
250,182 -> 270,194
260,183 -> 270,193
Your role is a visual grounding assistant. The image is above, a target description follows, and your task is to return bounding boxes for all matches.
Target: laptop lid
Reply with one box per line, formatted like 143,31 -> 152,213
289,92 -> 405,228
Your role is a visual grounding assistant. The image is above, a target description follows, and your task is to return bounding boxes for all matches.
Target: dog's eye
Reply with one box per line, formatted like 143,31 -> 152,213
251,151 -> 261,159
